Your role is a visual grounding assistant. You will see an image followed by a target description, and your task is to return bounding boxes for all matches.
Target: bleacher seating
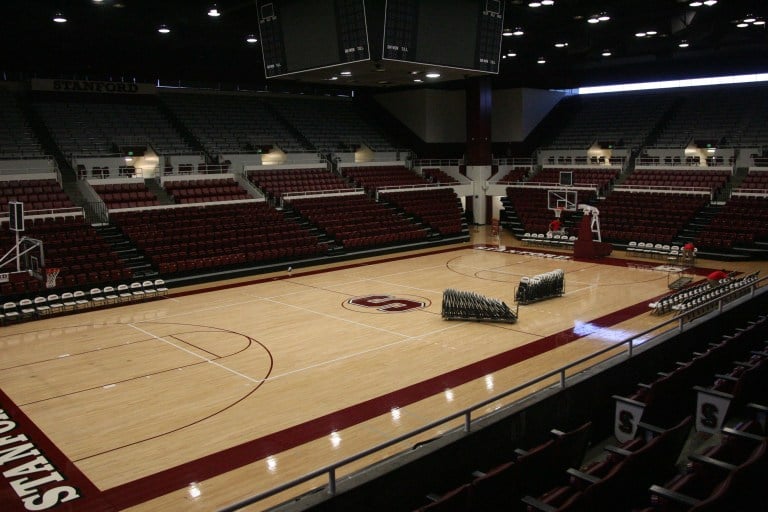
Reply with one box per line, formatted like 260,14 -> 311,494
503,187 -> 596,236
412,422 -> 592,512
735,170 -> 768,193
421,168 -> 460,185
598,191 -> 707,244
622,168 -> 731,194
546,92 -> 675,150
161,92 -> 308,154
0,216 -> 132,297
265,96 -> 399,153
694,196 -> 768,250
0,90 -> 46,158
528,167 -> 619,193
33,96 -> 194,156
163,178 -> 250,204
92,181 -> 160,209
111,202 -> 328,274
341,165 -> 430,192
248,167 -> 353,200
0,178 -> 76,212
288,194 -> 427,250
523,416 -> 692,511
381,188 -> 465,236
496,166 -> 530,183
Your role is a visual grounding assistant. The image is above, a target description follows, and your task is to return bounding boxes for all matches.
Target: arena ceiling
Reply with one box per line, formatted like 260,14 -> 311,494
4,0 -> 767,91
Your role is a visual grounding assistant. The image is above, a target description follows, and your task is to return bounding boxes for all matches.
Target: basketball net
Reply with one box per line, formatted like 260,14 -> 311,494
45,267 -> 60,289
554,207 -> 564,219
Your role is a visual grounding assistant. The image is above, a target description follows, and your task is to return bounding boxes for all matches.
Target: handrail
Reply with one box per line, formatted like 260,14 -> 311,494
219,276 -> 768,512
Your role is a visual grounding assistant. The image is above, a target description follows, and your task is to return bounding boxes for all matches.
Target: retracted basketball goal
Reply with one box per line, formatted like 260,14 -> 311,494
0,201 -> 51,287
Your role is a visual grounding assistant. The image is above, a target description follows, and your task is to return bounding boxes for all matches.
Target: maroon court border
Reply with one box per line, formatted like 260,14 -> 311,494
0,246 -> 719,511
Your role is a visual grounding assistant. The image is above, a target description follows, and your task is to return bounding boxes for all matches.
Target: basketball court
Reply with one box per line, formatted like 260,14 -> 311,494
0,227 -> 764,512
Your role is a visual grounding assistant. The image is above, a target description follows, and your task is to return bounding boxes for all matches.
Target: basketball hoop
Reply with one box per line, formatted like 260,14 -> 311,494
44,267 -> 60,289
554,207 -> 564,219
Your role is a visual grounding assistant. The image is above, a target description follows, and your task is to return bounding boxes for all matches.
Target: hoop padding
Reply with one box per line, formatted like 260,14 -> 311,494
45,267 -> 60,289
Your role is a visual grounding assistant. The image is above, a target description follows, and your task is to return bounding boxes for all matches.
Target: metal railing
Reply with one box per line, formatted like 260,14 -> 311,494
219,276 -> 768,512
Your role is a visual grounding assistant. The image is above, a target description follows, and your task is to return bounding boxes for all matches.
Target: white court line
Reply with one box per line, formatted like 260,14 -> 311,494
127,323 -> 263,385
264,322 -> 466,382
129,291 -> 467,384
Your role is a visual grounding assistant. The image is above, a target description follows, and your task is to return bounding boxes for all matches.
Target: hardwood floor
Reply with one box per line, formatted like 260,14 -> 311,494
0,228 -> 765,511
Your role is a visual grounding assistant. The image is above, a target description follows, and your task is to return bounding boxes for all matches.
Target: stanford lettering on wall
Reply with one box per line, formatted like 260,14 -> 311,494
30,79 -> 156,95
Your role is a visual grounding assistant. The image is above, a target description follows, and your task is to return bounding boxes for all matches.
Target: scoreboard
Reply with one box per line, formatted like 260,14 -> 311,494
257,0 -> 504,79
258,0 -> 370,78
382,0 -> 503,73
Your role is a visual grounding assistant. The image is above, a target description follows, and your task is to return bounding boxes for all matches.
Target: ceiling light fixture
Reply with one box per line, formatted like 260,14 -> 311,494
678,40 -> 690,48
541,0 -> 554,5
425,72 -> 441,78
598,13 -> 610,22
689,1 -> 703,6
528,1 -> 542,6
158,24 -> 171,34
507,51 -> 517,57
737,22 -> 749,28
587,16 -> 600,24
754,19 -> 766,26
502,28 -> 513,36
513,27 -> 524,36
602,50 -> 612,57
744,16 -> 756,23
703,0 -> 717,5
340,70 -> 352,76
537,57 -> 546,64
208,5 -> 221,17
53,12 -> 67,23
635,32 -> 647,37
245,34 -> 258,43
554,42 -> 568,48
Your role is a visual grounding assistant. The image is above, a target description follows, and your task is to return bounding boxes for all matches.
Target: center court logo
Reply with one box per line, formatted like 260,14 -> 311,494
344,294 -> 430,313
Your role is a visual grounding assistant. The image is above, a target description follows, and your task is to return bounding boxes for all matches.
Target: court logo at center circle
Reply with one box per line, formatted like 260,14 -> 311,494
344,294 -> 430,313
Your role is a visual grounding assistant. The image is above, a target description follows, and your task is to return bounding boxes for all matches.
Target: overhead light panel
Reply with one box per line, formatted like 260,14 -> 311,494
208,4 -> 221,17
158,24 -> 171,34
537,57 -> 546,64
245,34 -> 258,43
502,28 -> 513,36
554,42 -> 568,48
53,12 -> 67,23
513,27 -> 524,36
425,72 -> 441,78
678,40 -> 690,48
601,50 -> 612,57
